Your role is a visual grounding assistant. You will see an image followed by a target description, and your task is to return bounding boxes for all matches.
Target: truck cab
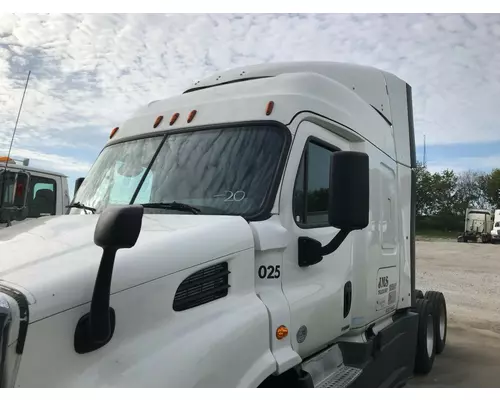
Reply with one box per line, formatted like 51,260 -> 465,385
459,208 -> 493,243
491,209 -> 500,244
0,157 -> 70,228
0,62 -> 447,388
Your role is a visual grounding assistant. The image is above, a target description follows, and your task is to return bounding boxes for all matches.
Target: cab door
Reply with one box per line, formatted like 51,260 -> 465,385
279,120 -> 355,358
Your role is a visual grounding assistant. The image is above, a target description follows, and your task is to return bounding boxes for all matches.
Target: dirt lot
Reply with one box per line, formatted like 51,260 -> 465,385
408,240 -> 500,388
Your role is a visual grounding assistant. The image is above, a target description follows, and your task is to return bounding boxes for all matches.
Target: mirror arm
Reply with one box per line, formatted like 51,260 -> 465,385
298,229 -> 351,268
320,229 -> 351,257
89,248 -> 117,342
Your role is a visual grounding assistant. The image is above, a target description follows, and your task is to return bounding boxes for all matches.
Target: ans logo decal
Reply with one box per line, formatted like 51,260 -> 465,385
378,276 -> 389,295
378,276 -> 389,289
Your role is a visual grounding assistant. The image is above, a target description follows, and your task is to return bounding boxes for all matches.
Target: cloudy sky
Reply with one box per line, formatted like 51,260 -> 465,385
0,13 -> 499,190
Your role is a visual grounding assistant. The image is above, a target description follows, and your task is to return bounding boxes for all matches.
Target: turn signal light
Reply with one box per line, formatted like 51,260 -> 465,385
276,325 -> 288,340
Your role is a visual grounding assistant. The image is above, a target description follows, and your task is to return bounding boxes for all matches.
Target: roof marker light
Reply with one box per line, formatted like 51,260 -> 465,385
187,110 -> 197,123
154,115 -> 164,128
170,113 -> 180,126
266,101 -> 274,116
110,127 -> 119,139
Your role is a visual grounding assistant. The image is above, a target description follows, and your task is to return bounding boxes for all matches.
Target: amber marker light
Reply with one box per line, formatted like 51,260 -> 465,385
276,325 -> 289,340
187,110 -> 197,123
170,112 -> 180,126
154,115 -> 164,128
110,127 -> 119,139
266,101 -> 275,116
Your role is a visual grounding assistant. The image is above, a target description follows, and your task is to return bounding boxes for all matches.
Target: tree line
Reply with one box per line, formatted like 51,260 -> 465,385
415,162 -> 500,233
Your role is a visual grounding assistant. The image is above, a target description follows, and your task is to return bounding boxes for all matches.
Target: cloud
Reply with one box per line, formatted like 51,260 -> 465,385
427,154 -> 500,174
0,145 -> 92,174
0,13 -> 499,176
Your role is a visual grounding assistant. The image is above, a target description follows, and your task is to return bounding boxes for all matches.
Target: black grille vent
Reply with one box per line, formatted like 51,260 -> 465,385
173,262 -> 230,312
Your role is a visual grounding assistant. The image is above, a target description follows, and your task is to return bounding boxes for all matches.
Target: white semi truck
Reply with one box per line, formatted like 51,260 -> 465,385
490,209 -> 500,244
0,62 -> 447,388
458,208 -> 493,243
0,157 -> 71,229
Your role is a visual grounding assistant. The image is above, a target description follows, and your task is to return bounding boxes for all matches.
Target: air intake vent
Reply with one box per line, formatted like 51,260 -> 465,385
173,262 -> 230,312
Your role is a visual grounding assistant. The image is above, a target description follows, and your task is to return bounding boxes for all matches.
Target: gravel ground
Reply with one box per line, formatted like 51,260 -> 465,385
408,240 -> 500,388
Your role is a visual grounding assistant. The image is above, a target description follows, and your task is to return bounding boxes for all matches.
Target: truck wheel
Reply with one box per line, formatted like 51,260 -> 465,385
415,289 -> 424,299
424,291 -> 447,355
414,298 -> 436,374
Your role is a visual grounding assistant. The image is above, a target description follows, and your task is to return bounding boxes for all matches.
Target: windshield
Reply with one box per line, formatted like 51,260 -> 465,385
71,125 -> 287,217
468,213 -> 488,220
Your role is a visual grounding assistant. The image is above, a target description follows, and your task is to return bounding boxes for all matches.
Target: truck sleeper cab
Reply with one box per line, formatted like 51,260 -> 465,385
0,62 -> 447,388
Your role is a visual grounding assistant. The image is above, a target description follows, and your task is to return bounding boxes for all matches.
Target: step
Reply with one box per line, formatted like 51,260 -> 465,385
316,365 -> 363,388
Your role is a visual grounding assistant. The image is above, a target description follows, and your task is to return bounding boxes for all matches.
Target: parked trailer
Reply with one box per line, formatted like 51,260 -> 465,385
0,62 -> 447,388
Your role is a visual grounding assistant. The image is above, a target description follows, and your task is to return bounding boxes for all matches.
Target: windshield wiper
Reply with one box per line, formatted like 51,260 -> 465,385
139,201 -> 201,215
66,202 -> 96,214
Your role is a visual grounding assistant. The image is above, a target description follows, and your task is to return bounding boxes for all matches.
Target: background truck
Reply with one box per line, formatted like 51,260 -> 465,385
490,209 -> 500,244
457,208 -> 493,243
0,61 -> 447,388
0,156 -> 70,229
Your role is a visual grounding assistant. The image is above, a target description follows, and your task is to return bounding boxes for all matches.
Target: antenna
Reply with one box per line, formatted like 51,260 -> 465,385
0,70 -> 31,210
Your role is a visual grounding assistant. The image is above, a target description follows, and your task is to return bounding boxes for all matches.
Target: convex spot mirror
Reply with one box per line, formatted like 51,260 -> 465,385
328,151 -> 369,231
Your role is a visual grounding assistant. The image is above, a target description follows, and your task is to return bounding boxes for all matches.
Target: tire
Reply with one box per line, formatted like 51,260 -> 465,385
424,291 -> 447,355
415,289 -> 424,300
414,298 -> 436,374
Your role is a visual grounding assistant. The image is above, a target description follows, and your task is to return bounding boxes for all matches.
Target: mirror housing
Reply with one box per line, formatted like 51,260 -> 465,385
94,205 -> 144,249
298,150 -> 370,268
74,205 -> 144,354
328,151 -> 369,231
74,177 -> 85,197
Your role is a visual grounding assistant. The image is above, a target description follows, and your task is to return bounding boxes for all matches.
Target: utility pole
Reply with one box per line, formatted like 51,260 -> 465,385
423,134 -> 427,167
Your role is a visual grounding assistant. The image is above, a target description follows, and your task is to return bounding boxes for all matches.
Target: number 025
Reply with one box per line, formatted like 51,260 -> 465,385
258,265 -> 281,279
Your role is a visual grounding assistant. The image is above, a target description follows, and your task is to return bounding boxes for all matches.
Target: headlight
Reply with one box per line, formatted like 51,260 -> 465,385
0,289 -> 27,388
0,294 -> 13,387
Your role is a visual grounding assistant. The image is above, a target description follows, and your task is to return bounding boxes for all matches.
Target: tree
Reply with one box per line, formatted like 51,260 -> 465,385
415,161 -> 434,216
431,169 -> 457,216
454,170 -> 490,213
484,169 -> 500,209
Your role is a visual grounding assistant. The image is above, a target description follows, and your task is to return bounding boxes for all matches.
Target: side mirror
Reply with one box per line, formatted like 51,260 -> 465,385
94,205 -> 144,249
328,151 -> 369,231
74,177 -> 85,197
74,205 -> 144,354
298,151 -> 369,267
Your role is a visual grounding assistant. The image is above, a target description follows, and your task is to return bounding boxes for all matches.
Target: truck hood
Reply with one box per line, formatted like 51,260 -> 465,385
0,214 -> 254,322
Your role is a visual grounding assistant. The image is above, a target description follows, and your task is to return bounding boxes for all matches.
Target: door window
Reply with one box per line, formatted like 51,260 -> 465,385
293,139 -> 338,227
27,176 -> 57,217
